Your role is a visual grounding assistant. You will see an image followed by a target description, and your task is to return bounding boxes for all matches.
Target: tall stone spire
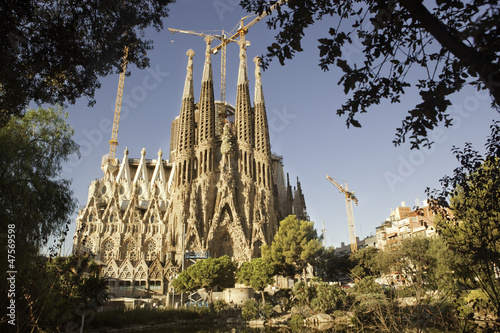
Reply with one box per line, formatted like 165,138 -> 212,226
235,39 -> 253,147
198,36 -> 216,146
253,56 -> 271,157
176,50 -> 196,184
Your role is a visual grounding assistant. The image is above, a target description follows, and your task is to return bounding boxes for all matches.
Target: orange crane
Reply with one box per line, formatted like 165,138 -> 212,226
326,175 -> 358,253
107,45 -> 129,166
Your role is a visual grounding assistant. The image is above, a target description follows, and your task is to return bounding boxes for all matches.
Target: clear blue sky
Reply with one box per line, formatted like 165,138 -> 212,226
59,0 -> 499,254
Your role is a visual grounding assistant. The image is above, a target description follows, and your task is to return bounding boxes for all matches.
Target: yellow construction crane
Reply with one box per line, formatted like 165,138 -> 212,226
326,175 -> 358,253
108,45 -> 129,165
167,28 -> 242,107
211,0 -> 288,104
169,0 -> 287,108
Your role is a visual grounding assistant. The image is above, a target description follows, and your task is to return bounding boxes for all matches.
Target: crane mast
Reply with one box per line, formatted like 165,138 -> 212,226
326,175 -> 358,253
108,46 -> 129,166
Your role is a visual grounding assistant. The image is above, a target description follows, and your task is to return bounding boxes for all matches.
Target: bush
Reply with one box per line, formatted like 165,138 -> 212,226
310,283 -> 347,314
289,313 -> 305,330
213,299 -> 230,313
241,299 -> 274,321
273,288 -> 292,311
292,281 -> 315,306
352,276 -> 384,295
260,302 -> 274,319
242,299 -> 260,320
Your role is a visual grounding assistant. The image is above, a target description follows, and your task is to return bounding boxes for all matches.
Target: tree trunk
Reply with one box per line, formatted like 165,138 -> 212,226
209,289 -> 214,316
399,0 -> 500,107
260,290 -> 266,307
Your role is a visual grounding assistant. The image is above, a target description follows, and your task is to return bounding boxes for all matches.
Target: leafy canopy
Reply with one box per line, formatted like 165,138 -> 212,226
429,120 -> 500,315
0,106 -> 79,267
236,258 -> 275,292
349,246 -> 379,279
172,255 -> 236,294
262,215 -> 322,277
0,0 -> 175,126
241,0 -> 500,148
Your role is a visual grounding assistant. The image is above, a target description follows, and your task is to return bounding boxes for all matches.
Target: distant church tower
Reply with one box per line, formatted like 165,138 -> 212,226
73,39 -> 308,295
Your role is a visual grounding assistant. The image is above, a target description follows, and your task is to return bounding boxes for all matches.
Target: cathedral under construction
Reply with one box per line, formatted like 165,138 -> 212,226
73,37 -> 308,296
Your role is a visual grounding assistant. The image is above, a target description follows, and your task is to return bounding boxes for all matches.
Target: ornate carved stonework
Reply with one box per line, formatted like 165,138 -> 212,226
73,42 -> 308,294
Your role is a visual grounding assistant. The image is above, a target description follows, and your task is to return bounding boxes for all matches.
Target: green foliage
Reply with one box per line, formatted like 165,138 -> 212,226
288,313 -> 305,330
8,255 -> 108,332
316,247 -> 352,282
0,106 -> 78,263
0,0 -> 175,125
0,106 -> 81,331
236,257 -> 275,306
172,255 -> 236,296
262,215 -> 322,278
292,281 -> 315,307
429,121 -> 500,320
310,283 -> 347,314
241,299 -> 260,321
241,299 -> 274,321
241,0 -> 500,148
353,276 -> 384,296
350,246 -> 380,279
213,300 -> 230,313
236,258 -> 275,292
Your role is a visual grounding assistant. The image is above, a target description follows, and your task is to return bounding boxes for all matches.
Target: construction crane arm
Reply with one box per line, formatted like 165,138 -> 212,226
168,28 -> 227,42
211,0 -> 288,54
326,175 -> 358,205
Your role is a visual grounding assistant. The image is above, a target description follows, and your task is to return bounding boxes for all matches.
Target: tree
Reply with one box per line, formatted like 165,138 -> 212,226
240,0 -> 500,148
428,120 -> 500,320
29,256 -> 108,333
262,215 -> 322,279
316,246 -> 352,282
0,0 -> 175,127
350,246 -> 379,280
0,106 -> 79,273
172,256 -> 236,313
236,258 -> 275,306
0,106 -> 80,332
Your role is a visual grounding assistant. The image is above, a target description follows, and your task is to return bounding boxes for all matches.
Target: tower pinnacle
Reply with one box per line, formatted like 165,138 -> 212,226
236,38 -> 252,147
182,49 -> 195,99
254,56 -> 264,105
202,36 -> 213,82
177,49 -> 196,157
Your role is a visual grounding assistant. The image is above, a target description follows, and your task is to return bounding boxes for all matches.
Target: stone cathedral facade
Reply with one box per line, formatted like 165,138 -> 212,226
73,37 -> 308,296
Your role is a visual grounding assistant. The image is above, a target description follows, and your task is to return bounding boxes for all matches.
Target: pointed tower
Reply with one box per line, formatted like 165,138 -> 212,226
253,56 -> 272,188
176,50 -> 196,185
198,36 -> 216,175
235,39 -> 254,179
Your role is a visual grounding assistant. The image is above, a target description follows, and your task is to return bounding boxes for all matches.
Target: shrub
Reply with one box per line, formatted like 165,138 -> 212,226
213,299 -> 230,313
310,283 -> 347,313
289,313 -> 305,330
242,299 -> 260,320
292,281 -> 315,306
